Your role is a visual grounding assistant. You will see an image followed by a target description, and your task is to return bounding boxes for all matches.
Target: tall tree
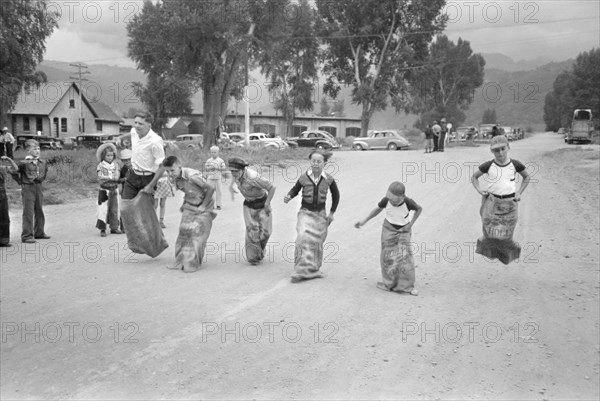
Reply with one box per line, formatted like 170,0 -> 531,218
317,0 -> 446,136
412,35 -> 485,128
259,0 -> 319,138
318,97 -> 331,117
482,109 -> 497,124
132,72 -> 194,136
0,0 -> 59,125
543,48 -> 600,131
128,0 -> 287,148
331,99 -> 346,117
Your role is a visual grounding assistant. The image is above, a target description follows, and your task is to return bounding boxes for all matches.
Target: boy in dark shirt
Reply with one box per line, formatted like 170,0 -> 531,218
11,140 -> 50,243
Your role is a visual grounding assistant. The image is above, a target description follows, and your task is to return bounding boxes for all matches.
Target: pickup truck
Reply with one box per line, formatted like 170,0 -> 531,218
286,130 -> 340,150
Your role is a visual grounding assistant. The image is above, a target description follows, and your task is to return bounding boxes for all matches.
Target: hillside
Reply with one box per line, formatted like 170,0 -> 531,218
37,54 -> 574,130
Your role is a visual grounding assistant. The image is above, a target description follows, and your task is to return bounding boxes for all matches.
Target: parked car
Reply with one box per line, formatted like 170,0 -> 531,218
503,126 -> 515,140
287,130 -> 340,150
235,133 -> 289,150
175,134 -> 204,150
75,133 -> 118,149
451,126 -> 478,141
478,124 -> 496,138
557,127 -> 566,135
352,130 -> 410,151
15,134 -> 59,151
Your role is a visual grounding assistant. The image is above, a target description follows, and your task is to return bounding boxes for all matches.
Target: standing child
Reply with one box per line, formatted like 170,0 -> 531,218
204,145 -> 227,210
153,171 -> 174,228
96,143 -> 122,237
118,149 -> 132,232
284,150 -> 340,283
355,182 -> 423,295
0,156 -> 18,246
10,139 -> 50,243
471,135 -> 530,264
162,156 -> 216,273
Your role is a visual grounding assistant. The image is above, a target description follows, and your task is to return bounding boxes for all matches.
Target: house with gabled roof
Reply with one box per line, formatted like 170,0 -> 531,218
8,82 -> 122,138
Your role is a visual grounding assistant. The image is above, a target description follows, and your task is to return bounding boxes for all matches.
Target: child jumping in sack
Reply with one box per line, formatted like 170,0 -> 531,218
355,181 -> 422,295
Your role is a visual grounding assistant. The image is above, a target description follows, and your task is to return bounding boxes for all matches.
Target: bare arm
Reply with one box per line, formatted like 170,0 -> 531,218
355,207 -> 383,228
471,169 -> 488,196
515,170 -> 531,201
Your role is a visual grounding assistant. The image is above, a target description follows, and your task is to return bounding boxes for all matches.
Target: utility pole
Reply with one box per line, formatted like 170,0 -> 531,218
244,23 -> 255,148
69,62 -> 90,134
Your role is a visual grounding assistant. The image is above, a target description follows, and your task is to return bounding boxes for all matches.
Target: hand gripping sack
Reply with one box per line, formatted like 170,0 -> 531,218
120,192 -> 168,258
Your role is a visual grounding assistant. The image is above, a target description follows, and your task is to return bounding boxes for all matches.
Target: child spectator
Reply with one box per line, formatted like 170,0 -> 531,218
153,171 -> 174,228
204,145 -> 227,210
355,181 -> 422,295
284,150 -> 340,283
118,149 -> 132,233
162,156 -> 216,273
96,143 -> 122,237
0,156 -> 18,246
10,140 -> 50,243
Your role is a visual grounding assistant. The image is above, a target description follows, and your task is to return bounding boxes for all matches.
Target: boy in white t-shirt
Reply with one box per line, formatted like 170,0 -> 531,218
471,135 -> 531,264
355,181 -> 423,295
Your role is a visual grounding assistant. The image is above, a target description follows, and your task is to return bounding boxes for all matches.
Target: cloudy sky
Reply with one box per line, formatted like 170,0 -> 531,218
44,0 -> 600,68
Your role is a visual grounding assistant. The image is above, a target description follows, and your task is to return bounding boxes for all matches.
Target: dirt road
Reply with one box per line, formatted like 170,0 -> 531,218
1,132 -> 599,400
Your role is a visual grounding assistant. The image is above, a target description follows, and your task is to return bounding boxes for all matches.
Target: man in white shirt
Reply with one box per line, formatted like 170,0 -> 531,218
122,112 -> 166,200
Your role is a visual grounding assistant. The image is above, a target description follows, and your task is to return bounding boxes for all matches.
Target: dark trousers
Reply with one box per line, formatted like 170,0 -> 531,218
21,183 -> 45,241
432,135 -> 439,151
122,172 -> 155,200
438,132 -> 446,151
5,143 -> 13,159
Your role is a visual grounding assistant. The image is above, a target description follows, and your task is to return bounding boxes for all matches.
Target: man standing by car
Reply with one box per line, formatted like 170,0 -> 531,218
122,112 -> 166,200
0,127 -> 15,159
431,120 -> 441,152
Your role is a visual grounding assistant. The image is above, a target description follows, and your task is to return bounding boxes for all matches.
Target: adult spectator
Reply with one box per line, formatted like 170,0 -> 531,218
490,125 -> 500,138
431,120 -> 441,152
0,127 -> 15,159
438,118 -> 447,152
121,112 -> 166,200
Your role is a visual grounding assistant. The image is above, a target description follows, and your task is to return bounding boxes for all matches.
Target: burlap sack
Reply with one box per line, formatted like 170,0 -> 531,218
121,192 -> 168,258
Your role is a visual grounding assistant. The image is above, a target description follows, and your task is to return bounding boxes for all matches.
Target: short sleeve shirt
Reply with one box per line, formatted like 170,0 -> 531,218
130,128 -> 165,173
478,159 -> 526,196
378,196 -> 419,227
236,168 -> 274,201
204,157 -> 226,180
175,167 -> 214,208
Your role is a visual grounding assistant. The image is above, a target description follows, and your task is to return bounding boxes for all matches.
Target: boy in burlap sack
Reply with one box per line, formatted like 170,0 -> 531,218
471,135 -> 531,264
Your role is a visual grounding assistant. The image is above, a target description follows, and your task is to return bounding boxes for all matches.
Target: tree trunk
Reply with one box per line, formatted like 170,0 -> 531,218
360,104 -> 374,137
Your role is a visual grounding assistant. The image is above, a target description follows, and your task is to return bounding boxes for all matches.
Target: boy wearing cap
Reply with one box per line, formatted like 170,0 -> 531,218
355,181 -> 423,295
228,157 -> 276,265
471,135 -> 531,264
10,140 -> 50,243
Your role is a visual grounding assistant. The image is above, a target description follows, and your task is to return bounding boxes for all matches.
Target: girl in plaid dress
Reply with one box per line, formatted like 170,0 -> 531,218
154,171 -> 174,228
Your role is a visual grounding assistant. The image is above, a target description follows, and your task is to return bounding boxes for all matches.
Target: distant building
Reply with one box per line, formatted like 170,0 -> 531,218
8,82 -> 122,138
189,113 -> 362,138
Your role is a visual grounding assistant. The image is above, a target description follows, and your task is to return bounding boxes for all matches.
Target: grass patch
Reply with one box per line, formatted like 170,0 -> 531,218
5,146 -> 312,206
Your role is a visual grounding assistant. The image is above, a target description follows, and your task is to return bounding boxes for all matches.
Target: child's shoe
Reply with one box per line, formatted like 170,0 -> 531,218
100,230 -> 106,237
159,219 -> 166,229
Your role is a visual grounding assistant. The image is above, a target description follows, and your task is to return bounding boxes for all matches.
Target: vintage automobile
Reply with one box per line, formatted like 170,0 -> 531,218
286,130 -> 340,150
352,130 -> 410,151
175,134 -> 204,150
75,133 -> 118,149
450,126 -> 478,141
15,134 -> 59,151
503,126 -> 515,140
234,133 -> 289,150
